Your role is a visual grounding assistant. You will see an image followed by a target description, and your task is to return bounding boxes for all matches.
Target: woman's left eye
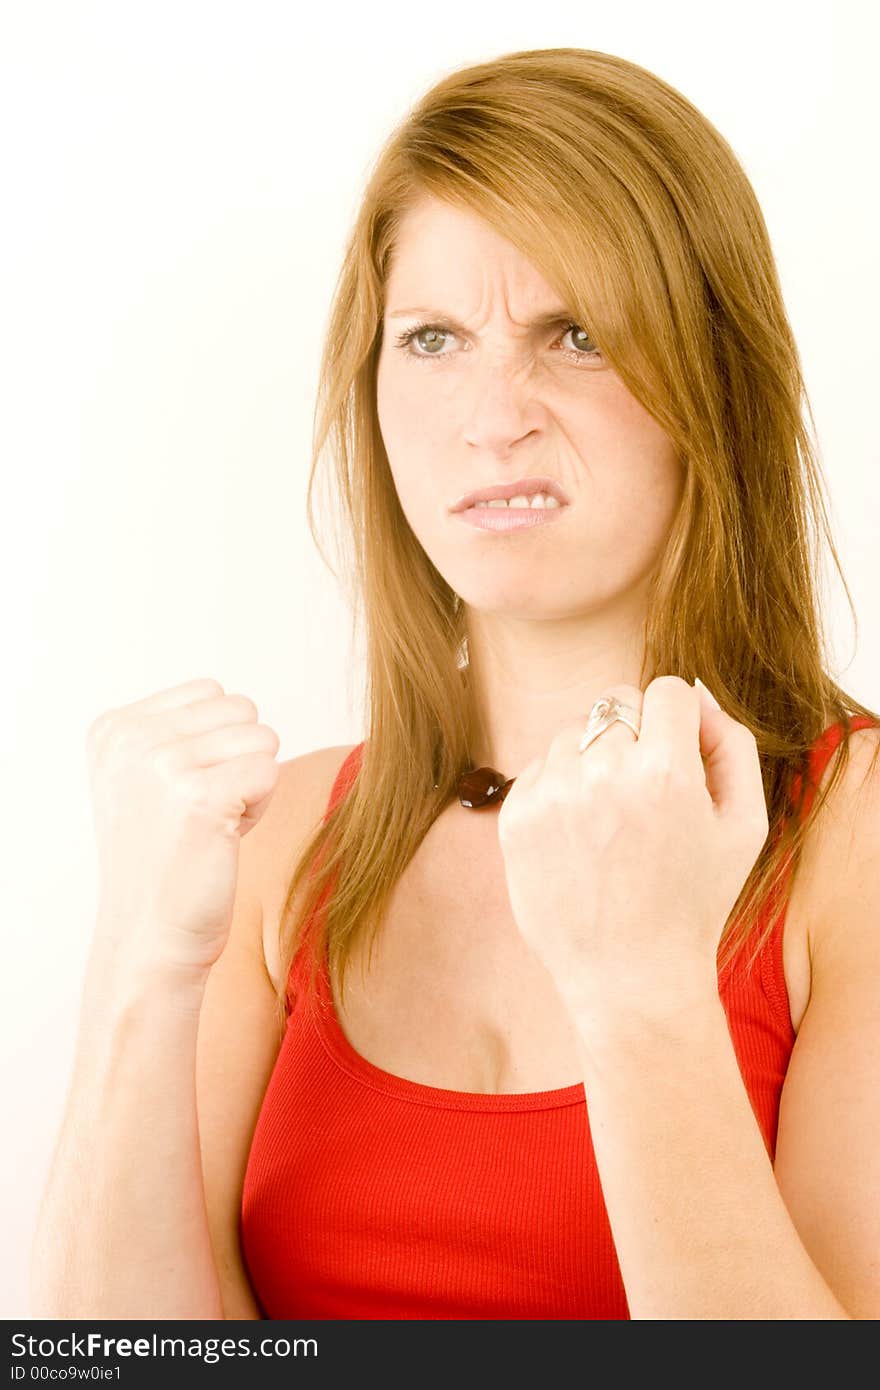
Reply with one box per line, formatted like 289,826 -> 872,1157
393,320 -> 602,366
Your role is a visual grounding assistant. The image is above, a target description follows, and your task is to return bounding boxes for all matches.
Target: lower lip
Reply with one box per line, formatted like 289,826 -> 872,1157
454,504 -> 569,531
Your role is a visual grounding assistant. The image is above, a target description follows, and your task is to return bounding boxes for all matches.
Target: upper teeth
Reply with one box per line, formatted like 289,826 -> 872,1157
474,493 -> 561,509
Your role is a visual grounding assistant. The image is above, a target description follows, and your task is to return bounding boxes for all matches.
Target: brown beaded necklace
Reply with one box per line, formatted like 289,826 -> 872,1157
455,765 -> 516,809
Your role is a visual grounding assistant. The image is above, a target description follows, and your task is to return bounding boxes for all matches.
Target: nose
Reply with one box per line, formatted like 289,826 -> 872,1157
461,357 -> 544,453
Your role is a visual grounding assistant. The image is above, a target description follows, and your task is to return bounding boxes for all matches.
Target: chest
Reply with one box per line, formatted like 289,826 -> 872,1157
265,806 -> 813,1094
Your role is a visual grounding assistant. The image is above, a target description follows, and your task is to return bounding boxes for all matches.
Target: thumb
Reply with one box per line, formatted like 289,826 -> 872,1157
694,678 -> 763,822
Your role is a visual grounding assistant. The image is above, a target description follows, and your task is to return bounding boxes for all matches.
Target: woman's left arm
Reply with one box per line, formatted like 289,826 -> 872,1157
573,727 -> 880,1320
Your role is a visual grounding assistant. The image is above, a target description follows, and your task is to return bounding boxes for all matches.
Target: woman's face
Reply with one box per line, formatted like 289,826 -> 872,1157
376,195 -> 684,622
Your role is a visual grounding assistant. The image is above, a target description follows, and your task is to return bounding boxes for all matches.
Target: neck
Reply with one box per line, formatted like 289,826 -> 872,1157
462,607 -> 649,779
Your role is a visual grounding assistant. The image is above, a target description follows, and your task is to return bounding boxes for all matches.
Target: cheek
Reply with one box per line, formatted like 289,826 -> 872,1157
564,415 -> 682,588
592,455 -> 684,576
377,353 -> 450,440
377,369 -> 453,517
576,392 -> 683,540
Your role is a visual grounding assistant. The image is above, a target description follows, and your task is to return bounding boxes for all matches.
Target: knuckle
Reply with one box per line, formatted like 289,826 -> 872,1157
99,712 -> 139,756
85,714 -> 108,748
153,739 -> 183,777
650,674 -> 690,694
86,706 -> 121,742
228,693 -> 259,721
258,724 -> 281,754
173,701 -> 200,731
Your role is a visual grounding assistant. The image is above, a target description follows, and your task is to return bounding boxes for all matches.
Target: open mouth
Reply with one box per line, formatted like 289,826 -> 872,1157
454,497 -> 570,532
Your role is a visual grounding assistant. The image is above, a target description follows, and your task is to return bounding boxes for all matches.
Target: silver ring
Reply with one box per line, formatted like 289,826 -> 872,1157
577,695 -> 642,754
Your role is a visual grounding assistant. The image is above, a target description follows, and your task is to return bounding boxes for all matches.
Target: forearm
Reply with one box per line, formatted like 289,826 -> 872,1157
574,997 -> 852,1320
29,936 -> 224,1320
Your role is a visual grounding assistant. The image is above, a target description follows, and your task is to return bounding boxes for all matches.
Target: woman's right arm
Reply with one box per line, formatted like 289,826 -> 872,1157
28,676 -> 283,1320
28,939 -> 223,1320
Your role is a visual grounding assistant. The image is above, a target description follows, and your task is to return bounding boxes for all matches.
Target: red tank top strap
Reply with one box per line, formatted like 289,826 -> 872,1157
786,714 -> 878,826
284,742 -> 366,1017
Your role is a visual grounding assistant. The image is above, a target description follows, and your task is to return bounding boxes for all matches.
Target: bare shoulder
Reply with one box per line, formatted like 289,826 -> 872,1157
250,743 -> 361,993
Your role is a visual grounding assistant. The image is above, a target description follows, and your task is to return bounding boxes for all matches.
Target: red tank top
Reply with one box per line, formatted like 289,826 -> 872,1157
240,715 -> 878,1319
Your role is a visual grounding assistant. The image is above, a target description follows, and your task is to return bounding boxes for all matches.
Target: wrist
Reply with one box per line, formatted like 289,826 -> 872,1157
566,976 -> 724,1056
572,984 -> 722,1067
88,925 -> 213,1013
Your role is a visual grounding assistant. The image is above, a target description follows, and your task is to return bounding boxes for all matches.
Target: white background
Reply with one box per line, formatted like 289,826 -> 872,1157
2,0 -> 878,1320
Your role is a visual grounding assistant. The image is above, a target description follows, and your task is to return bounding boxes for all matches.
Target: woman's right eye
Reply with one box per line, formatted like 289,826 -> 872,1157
393,322 -> 452,359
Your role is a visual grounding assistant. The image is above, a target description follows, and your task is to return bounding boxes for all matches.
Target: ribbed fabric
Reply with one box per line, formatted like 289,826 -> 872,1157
241,715 -> 878,1320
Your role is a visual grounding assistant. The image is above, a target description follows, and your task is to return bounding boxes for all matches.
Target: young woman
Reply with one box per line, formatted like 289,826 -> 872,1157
32,47 -> 880,1321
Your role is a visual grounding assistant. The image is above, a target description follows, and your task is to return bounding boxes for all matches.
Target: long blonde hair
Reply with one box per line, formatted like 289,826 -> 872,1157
272,46 -> 879,1035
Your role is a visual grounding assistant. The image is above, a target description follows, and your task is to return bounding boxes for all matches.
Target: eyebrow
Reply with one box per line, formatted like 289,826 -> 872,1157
385,306 -> 576,328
